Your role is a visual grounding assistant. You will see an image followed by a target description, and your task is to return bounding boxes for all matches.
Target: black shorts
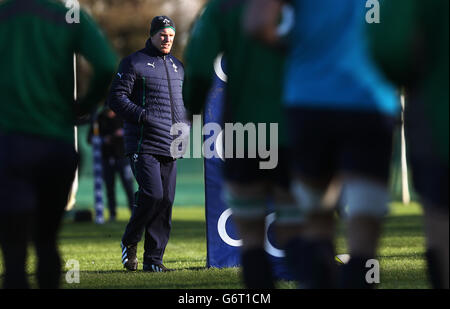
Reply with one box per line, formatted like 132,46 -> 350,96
223,148 -> 291,189
285,107 -> 397,184
0,133 -> 78,214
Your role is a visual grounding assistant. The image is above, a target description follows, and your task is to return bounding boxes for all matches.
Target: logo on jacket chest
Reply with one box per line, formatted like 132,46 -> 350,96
146,58 -> 179,73
169,58 -> 178,73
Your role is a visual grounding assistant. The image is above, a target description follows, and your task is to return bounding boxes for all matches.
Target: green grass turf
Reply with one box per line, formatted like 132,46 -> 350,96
0,202 -> 429,289
73,158 -> 205,209
59,206 -> 240,289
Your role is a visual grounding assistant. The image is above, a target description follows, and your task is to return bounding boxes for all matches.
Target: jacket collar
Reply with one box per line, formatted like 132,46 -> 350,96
144,39 -> 170,58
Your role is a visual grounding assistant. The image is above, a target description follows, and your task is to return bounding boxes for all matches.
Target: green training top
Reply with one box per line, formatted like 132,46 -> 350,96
368,0 -> 449,163
183,0 -> 287,147
0,0 -> 117,144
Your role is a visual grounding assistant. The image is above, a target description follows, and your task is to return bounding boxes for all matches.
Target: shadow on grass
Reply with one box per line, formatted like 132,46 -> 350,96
378,253 -> 425,259
336,214 -> 424,237
61,218 -> 206,243
177,266 -> 207,271
382,214 -> 424,237
78,266 -> 208,275
63,212 -> 423,241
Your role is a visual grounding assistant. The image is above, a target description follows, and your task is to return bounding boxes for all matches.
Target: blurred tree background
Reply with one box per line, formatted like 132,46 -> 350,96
79,0 -> 206,59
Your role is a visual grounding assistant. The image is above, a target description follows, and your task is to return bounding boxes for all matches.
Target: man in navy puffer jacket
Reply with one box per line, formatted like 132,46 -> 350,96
109,16 -> 188,272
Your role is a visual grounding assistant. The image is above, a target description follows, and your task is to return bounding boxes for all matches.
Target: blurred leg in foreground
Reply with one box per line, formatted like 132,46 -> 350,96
224,151 -> 301,288
0,135 -> 78,288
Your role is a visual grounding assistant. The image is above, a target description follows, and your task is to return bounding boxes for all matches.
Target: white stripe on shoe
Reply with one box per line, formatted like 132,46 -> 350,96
121,242 -> 128,264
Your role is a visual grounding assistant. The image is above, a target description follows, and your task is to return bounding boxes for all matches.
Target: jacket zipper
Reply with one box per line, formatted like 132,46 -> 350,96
163,56 -> 175,127
136,77 -> 146,155
132,77 -> 146,207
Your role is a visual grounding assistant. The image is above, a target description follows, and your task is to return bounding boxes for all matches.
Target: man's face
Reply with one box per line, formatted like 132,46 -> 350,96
151,28 -> 175,54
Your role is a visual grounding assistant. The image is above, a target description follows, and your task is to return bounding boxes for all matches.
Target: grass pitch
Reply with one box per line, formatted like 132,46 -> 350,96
0,202 -> 429,289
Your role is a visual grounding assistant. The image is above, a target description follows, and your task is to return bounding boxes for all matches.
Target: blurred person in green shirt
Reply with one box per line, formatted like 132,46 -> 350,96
368,0 -> 449,289
183,0 -> 302,288
0,0 -> 117,288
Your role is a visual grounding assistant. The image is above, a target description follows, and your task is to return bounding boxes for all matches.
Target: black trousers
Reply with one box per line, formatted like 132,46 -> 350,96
121,153 -> 176,265
0,133 -> 78,289
102,156 -> 135,217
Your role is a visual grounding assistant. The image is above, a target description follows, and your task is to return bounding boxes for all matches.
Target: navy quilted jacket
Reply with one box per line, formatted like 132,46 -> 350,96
108,39 -> 188,158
